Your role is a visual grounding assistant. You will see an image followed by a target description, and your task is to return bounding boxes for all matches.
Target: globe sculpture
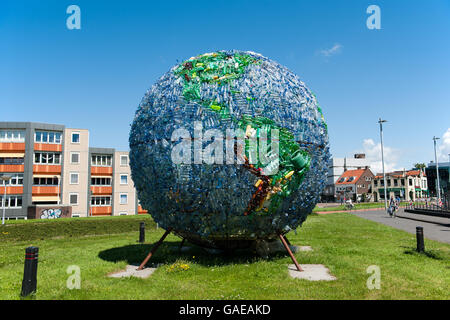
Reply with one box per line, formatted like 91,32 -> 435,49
129,50 -> 330,250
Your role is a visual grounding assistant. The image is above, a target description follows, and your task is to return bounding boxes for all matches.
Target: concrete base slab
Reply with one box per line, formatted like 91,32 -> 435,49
180,246 -> 192,252
255,240 -> 313,257
288,264 -> 337,281
203,247 -> 222,254
108,265 -> 156,279
291,245 -> 313,252
171,245 -> 192,253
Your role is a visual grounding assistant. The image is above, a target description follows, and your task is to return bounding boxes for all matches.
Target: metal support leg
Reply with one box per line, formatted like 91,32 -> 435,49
137,228 -> 172,270
279,233 -> 303,272
178,238 -> 186,253
283,235 -> 292,246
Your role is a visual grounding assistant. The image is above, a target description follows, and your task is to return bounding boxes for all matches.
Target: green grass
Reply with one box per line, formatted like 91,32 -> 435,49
0,215 -> 156,242
313,202 -> 412,212
0,213 -> 449,300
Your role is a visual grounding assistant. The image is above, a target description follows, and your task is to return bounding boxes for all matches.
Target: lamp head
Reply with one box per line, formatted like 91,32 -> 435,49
0,175 -> 12,182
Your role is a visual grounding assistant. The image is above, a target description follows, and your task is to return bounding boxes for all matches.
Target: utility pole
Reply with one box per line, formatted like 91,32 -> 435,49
55,175 -> 60,205
433,136 -> 441,204
378,118 -> 388,210
1,175 -> 12,225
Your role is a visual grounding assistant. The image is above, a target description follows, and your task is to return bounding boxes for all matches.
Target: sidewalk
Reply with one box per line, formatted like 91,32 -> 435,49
352,209 -> 450,244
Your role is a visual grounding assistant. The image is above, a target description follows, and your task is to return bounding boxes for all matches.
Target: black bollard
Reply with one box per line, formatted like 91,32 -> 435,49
21,246 -> 39,297
139,222 -> 145,243
416,227 -> 425,253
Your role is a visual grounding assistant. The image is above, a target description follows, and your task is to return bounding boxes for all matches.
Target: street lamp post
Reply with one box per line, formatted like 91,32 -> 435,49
433,136 -> 441,204
54,176 -> 60,205
1,175 -> 12,225
378,118 -> 388,210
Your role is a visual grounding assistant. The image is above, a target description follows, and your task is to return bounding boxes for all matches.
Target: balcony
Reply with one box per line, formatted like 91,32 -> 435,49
33,164 -> 61,174
34,143 -> 62,152
91,166 -> 113,176
90,206 -> 112,216
1,186 -> 24,194
0,164 -> 24,172
32,186 -> 59,195
0,143 -> 25,152
90,186 -> 112,195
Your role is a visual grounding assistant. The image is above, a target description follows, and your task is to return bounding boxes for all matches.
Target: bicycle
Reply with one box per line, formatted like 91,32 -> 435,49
344,202 -> 355,210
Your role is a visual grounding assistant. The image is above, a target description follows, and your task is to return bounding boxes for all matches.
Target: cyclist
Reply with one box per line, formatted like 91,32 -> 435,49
388,196 -> 397,218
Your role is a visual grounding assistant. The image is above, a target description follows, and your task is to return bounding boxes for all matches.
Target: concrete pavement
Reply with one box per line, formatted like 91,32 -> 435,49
352,209 -> 450,244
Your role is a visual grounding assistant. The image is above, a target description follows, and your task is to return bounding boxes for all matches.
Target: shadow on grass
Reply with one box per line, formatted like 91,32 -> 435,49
401,246 -> 445,260
98,240 -> 292,268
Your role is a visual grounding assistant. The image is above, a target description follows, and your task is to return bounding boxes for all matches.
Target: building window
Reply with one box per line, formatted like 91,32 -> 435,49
120,155 -> 128,166
394,179 -> 398,187
409,179 -> 412,186
71,132 -> 80,143
0,195 -> 22,209
401,179 -> 405,186
1,173 -> 24,186
91,177 -> 111,186
70,152 -> 80,164
33,177 -> 58,186
70,172 -> 79,185
387,180 -> 391,187
91,196 -> 111,206
120,194 -> 128,204
374,180 -> 378,187
69,193 -> 78,205
35,131 -> 62,144
0,130 -> 25,143
34,152 -> 61,165
91,155 -> 112,167
120,174 -> 128,185
0,157 -> 25,165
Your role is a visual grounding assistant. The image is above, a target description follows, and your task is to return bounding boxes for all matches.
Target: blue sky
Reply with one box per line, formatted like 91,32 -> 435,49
1,0 -> 450,173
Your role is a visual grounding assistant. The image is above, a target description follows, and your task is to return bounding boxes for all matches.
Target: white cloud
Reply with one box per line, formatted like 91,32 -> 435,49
319,43 -> 342,57
437,128 -> 450,163
358,138 -> 402,174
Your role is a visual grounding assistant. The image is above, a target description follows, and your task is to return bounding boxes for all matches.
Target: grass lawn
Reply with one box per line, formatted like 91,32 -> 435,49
313,202 -> 412,212
0,213 -> 449,300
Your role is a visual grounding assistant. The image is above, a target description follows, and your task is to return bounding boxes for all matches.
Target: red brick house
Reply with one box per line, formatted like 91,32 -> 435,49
335,167 -> 375,202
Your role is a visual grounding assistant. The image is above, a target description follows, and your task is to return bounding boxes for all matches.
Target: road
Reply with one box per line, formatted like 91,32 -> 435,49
352,209 -> 450,244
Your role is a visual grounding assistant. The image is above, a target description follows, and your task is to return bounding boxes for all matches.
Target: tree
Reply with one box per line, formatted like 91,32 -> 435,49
413,163 -> 426,170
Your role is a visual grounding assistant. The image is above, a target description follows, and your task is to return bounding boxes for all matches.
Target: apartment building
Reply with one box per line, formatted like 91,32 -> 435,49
0,122 -> 147,219
371,169 -> 428,202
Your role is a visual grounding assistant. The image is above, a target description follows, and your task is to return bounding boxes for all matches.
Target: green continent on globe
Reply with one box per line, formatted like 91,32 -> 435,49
174,52 -> 312,216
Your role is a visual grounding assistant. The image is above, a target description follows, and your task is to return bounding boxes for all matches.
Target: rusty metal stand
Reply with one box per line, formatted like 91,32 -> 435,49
283,235 -> 292,246
278,233 -> 303,272
178,238 -> 186,253
137,228 -> 172,270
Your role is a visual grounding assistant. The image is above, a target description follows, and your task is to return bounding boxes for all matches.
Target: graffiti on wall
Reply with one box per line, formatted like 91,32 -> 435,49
40,208 -> 62,219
